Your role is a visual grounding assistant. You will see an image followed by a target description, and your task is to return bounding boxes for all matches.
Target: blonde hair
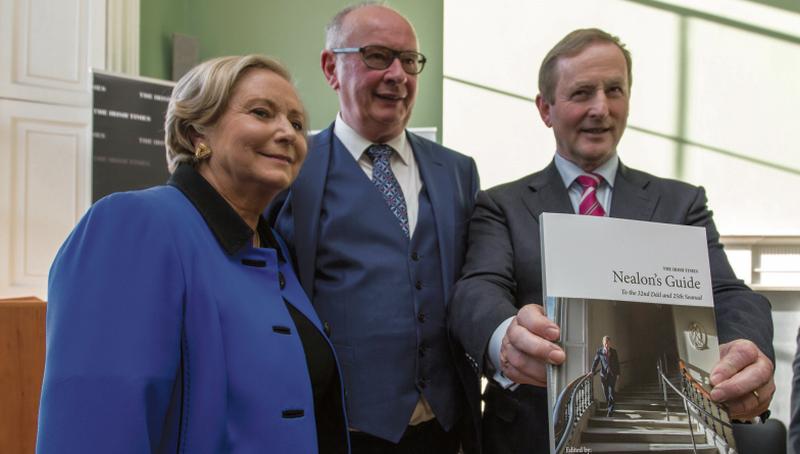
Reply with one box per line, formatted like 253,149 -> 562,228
165,55 -> 293,172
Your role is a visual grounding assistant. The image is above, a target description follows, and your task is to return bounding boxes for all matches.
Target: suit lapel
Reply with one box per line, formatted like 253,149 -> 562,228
609,161 -> 658,221
408,133 -> 455,303
291,124 -> 334,294
520,159 -> 659,224
522,160 -> 574,222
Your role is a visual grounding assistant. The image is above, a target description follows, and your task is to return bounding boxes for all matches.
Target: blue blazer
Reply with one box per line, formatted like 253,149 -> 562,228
37,184 -> 348,453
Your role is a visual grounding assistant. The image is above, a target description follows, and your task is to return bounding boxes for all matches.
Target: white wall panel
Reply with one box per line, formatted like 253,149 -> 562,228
19,131 -> 79,277
24,0 -> 82,84
0,99 -> 90,298
0,0 -> 91,106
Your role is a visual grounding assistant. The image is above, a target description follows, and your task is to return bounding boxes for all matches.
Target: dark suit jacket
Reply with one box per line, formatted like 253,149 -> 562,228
270,124 -> 482,451
591,347 -> 620,380
790,327 -> 800,454
448,159 -> 774,453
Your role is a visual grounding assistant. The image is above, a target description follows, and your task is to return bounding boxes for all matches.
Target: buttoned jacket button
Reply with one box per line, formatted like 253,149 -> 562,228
465,353 -> 479,373
417,312 -> 426,323
415,280 -> 422,290
411,251 -> 420,261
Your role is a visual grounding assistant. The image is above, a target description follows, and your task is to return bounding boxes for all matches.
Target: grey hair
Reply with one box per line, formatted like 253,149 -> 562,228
164,54 -> 293,173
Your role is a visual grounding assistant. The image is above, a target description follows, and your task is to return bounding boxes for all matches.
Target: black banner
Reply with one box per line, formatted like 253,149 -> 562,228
92,71 -> 174,202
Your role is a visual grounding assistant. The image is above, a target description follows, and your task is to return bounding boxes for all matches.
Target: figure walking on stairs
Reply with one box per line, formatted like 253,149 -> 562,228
592,336 -> 621,417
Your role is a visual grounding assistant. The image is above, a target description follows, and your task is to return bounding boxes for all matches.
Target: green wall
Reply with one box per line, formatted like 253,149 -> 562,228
139,0 -> 190,81
140,0 -> 444,138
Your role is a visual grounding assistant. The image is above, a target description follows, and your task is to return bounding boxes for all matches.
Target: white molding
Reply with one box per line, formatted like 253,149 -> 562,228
106,0 -> 139,75
721,236 -> 800,291
0,0 -> 94,106
0,0 -> 98,299
90,0 -> 107,71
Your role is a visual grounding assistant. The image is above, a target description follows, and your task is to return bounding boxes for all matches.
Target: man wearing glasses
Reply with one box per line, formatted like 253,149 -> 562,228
270,3 -> 480,453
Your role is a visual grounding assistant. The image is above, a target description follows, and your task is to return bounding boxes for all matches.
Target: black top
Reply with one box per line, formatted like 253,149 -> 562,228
169,163 -> 346,453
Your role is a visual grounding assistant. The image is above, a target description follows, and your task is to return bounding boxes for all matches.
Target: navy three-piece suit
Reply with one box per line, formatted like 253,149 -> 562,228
270,124 -> 481,449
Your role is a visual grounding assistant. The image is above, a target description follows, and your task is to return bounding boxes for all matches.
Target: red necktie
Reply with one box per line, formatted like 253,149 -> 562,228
576,174 -> 605,216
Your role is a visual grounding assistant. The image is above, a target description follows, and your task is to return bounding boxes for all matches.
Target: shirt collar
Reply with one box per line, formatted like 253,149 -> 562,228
168,163 -> 282,259
334,113 -> 410,165
554,152 -> 619,189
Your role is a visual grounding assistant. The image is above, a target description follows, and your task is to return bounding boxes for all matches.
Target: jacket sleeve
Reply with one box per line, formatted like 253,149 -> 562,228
449,189 -> 521,376
37,193 -> 186,453
686,186 -> 775,364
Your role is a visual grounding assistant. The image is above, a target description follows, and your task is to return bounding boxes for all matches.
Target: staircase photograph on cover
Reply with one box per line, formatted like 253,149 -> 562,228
548,298 -> 736,454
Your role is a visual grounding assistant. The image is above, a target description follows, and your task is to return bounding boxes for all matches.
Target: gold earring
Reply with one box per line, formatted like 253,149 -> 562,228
194,143 -> 212,160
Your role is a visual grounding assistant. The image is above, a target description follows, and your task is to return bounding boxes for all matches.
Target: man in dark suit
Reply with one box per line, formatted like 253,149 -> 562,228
448,28 -> 775,453
590,336 -> 621,417
271,4 -> 480,453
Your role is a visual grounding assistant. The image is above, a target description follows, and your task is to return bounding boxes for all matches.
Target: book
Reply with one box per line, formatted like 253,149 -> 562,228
540,213 -> 737,454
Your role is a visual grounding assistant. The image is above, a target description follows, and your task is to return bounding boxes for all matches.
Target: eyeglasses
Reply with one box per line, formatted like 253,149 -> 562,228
331,45 -> 427,75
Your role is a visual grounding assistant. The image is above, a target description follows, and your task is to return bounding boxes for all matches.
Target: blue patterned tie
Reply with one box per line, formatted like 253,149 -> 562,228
366,144 -> 410,237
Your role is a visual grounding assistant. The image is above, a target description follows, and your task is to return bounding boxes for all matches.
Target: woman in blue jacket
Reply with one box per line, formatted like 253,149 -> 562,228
37,55 -> 349,453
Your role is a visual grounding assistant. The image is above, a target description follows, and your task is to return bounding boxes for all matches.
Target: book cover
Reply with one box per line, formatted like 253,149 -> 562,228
540,213 -> 737,454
